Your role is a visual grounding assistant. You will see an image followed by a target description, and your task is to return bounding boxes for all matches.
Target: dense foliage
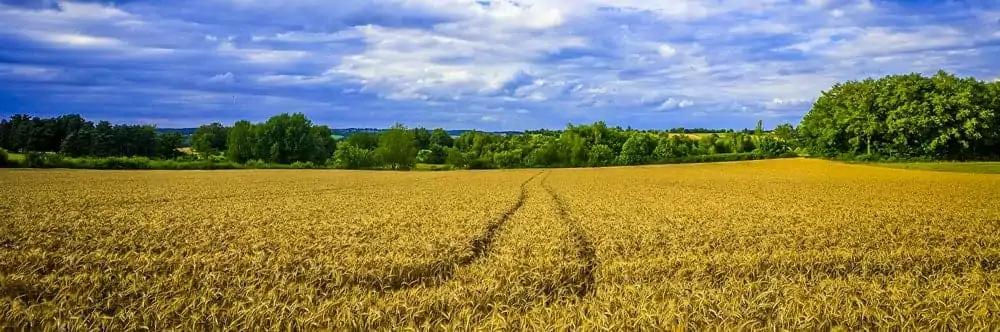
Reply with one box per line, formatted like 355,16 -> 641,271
0,113 -> 794,170
799,70 -> 1000,160
224,113 -> 336,165
0,114 -> 183,159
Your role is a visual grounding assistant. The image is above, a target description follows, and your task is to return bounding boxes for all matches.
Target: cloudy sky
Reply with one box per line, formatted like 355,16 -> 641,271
1,0 -> 998,130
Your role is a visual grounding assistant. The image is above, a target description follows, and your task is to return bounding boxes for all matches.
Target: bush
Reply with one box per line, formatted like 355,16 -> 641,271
291,161 -> 318,169
245,159 -> 268,169
0,148 -> 8,166
25,152 -> 48,168
427,164 -> 453,171
467,157 -> 495,170
333,145 -> 382,169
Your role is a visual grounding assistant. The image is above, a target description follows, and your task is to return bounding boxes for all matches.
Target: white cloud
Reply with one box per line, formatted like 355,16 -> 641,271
333,23 -> 584,99
0,64 -> 61,81
1,0 -> 996,128
251,31 -> 361,43
218,41 -> 310,64
729,20 -> 793,35
818,26 -> 967,59
807,0 -> 833,7
256,74 -> 333,86
656,98 -> 695,111
764,98 -> 811,109
657,44 -> 677,58
57,2 -> 130,20
207,72 -> 235,84
29,31 -> 123,47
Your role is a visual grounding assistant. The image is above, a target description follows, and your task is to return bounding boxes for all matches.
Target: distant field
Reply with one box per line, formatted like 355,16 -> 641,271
666,132 -> 712,139
7,152 -> 24,162
2,159 -> 999,329
874,161 -> 1000,174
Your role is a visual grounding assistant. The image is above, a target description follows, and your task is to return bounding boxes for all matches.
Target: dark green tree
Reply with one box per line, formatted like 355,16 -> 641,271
59,122 -> 95,157
157,132 -> 185,159
429,128 -> 454,148
377,123 -> 417,170
227,120 -> 255,163
191,123 -> 229,156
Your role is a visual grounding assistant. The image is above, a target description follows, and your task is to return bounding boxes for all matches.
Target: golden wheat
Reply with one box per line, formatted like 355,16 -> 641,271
2,159 -> 999,330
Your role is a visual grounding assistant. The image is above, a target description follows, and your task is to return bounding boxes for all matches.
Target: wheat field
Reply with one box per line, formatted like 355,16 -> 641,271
2,159 -> 1000,330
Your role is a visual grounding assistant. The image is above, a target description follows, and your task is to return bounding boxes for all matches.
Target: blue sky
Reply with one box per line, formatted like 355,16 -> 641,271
1,0 -> 998,130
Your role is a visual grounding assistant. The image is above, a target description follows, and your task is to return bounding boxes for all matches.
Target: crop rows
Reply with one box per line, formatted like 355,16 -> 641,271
3,159 -> 1000,330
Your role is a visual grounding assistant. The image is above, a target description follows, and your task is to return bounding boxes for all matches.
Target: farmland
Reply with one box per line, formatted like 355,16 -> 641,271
2,158 -> 1000,330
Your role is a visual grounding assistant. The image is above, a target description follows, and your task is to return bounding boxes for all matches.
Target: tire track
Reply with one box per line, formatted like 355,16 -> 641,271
333,171 -> 543,292
540,171 -> 598,298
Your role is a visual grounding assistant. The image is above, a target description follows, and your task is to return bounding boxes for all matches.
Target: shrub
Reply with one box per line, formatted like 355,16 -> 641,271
245,159 -> 268,169
291,161 -> 317,169
25,152 -> 47,168
0,148 -> 7,166
333,145 -> 381,169
467,157 -> 494,170
428,165 -> 453,171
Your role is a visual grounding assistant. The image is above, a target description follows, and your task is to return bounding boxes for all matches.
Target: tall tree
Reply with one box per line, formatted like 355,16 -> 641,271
191,123 -> 229,156
157,132 -> 185,159
227,120 -> 255,163
59,122 -> 95,157
412,127 -> 432,151
344,132 -> 380,150
378,123 -> 417,170
429,128 -> 454,148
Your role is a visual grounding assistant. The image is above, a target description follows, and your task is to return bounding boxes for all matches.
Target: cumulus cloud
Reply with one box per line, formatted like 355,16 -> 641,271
0,0 -> 997,129
332,22 -> 584,100
657,44 -> 677,58
656,98 -> 695,111
206,72 -> 235,84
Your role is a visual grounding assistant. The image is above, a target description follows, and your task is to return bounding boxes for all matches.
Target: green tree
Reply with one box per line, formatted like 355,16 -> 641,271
191,123 -> 229,156
92,121 -> 114,157
377,123 -> 417,170
800,71 -> 998,160
310,125 -> 337,164
412,127 -> 432,150
157,132 -> 185,159
332,143 -> 381,169
227,120 -> 255,163
773,123 -> 797,143
430,128 -> 454,148
445,147 -> 469,168
344,132 -> 380,150
617,133 -> 656,165
59,122 -> 95,157
588,144 -> 615,166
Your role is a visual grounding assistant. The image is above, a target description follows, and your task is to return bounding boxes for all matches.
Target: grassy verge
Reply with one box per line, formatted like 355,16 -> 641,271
2,152 -> 796,171
8,152 -> 25,162
870,162 -> 1000,174
414,163 -> 454,171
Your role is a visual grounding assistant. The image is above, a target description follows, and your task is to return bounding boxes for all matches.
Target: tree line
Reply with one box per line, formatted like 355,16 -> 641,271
0,114 -> 185,160
0,113 -> 795,170
799,70 -> 1000,160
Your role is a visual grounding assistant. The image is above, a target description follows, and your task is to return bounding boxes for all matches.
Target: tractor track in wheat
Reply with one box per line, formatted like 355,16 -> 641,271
345,171 -> 543,292
540,171 -> 598,298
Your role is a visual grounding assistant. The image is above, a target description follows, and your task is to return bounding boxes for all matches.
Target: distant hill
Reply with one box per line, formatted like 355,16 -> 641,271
330,128 -> 523,137
158,128 -> 525,138
156,128 -> 197,136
